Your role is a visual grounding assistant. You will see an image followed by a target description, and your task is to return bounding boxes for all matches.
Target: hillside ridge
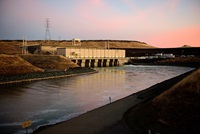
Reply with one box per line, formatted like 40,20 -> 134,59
0,40 -> 154,54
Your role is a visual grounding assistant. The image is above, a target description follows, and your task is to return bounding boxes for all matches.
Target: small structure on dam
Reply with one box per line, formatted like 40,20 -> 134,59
57,47 -> 127,67
72,38 -> 81,46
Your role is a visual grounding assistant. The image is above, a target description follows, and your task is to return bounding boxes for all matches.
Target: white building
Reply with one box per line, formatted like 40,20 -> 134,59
57,47 -> 125,58
72,38 -> 81,46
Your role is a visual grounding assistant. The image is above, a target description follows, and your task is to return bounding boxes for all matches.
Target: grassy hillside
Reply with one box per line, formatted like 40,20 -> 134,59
152,68 -> 200,132
0,54 -> 43,76
32,40 -> 153,48
80,40 -> 153,48
20,55 -> 79,70
126,69 -> 200,134
0,41 -> 22,54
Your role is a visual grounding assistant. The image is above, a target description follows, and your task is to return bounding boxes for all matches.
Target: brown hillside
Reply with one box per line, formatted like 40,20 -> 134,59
152,69 -> 200,130
80,40 -> 153,48
0,40 -> 153,54
0,41 -> 22,54
39,40 -> 154,48
125,69 -> 200,134
181,45 -> 192,48
0,54 -> 43,76
20,55 -> 79,70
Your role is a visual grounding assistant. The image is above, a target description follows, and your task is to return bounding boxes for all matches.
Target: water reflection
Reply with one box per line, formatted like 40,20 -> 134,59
0,65 -> 193,134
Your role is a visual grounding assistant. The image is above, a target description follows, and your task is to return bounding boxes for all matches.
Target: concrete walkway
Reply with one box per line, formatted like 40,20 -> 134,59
35,94 -> 142,134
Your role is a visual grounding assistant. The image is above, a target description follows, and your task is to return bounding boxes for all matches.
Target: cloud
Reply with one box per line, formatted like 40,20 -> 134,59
1,0 -> 200,45
74,1 -> 130,33
168,0 -> 180,10
91,0 -> 103,5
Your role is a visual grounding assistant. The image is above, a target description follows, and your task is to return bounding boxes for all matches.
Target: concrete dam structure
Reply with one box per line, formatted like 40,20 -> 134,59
57,47 -> 128,67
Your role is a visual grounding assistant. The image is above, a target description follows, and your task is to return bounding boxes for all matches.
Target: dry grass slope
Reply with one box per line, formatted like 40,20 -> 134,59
80,40 -> 153,48
152,69 -> 200,131
0,54 -> 43,76
20,55 -> 79,70
0,41 -> 22,54
0,40 -> 153,55
125,69 -> 200,134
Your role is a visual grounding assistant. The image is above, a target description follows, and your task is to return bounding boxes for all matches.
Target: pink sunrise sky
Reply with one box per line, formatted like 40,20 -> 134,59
0,0 -> 200,48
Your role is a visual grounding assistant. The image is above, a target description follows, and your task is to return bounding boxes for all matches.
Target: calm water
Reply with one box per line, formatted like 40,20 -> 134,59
0,65 -> 193,134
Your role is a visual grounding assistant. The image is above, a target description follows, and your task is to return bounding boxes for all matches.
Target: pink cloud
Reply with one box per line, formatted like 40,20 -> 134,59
73,0 -> 183,40
76,0 -> 132,34
146,26 -> 200,48
168,0 -> 180,10
91,0 -> 103,5
75,0 -> 168,36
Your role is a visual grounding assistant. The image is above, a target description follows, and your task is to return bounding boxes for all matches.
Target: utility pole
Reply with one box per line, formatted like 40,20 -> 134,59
105,41 -> 110,49
22,36 -> 28,55
22,37 -> 24,54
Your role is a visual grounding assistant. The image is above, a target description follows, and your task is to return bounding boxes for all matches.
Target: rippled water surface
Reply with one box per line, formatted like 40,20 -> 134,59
0,65 -> 193,134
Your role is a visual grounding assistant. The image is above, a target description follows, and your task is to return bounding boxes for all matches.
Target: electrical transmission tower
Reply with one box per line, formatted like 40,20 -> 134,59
44,18 -> 51,41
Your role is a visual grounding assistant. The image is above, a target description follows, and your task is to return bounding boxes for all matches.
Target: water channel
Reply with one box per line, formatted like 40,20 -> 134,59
0,65 -> 194,134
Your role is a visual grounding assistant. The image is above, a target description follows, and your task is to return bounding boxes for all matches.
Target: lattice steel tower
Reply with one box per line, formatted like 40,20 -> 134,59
44,18 -> 51,41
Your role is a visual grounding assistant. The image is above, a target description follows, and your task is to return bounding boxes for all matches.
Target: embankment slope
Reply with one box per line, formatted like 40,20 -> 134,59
20,55 -> 79,70
125,68 -> 200,134
0,54 -> 43,76
0,41 -> 22,55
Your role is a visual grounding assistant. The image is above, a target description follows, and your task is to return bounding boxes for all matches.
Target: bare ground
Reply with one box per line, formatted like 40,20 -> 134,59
20,55 -> 79,70
0,54 -> 43,76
